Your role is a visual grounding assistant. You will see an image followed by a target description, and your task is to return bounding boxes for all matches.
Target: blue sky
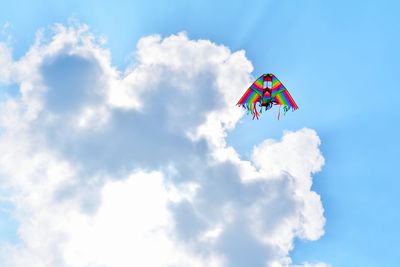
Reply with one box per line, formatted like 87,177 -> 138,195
1,1 -> 399,266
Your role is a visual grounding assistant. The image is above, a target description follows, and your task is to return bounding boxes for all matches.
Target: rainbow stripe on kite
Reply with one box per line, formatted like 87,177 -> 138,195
237,74 -> 298,119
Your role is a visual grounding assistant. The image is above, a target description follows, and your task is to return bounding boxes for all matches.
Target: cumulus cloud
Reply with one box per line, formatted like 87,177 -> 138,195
0,23 -> 327,267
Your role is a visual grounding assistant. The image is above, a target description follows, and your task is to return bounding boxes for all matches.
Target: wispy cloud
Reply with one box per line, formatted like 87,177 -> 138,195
0,23 -> 326,267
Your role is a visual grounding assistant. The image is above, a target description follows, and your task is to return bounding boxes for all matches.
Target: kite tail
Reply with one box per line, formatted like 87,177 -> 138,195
278,106 -> 281,120
239,102 -> 260,120
238,101 -> 280,120
283,105 -> 291,115
252,103 -> 260,120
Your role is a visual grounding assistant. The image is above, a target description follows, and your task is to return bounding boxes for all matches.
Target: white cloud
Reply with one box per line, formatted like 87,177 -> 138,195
0,42 -> 14,84
0,23 -> 327,267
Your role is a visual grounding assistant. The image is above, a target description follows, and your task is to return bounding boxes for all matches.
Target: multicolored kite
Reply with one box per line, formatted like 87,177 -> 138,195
237,73 -> 298,119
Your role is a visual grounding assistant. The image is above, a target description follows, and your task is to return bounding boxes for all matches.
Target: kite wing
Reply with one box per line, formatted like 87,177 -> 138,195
237,73 -> 298,119
270,74 -> 298,112
236,75 -> 264,119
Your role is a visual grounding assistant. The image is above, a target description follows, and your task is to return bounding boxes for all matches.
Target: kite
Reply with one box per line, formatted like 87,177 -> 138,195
237,73 -> 298,120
